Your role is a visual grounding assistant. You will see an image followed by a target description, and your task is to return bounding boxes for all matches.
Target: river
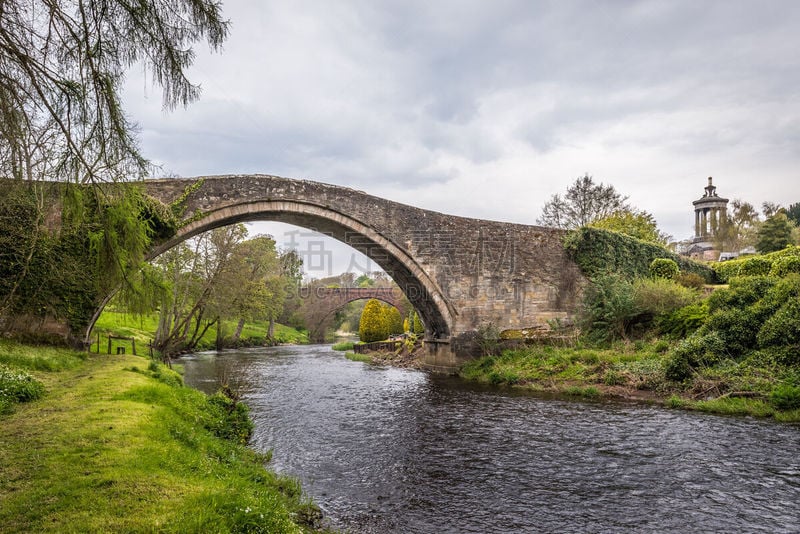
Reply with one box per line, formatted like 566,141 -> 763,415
181,345 -> 800,533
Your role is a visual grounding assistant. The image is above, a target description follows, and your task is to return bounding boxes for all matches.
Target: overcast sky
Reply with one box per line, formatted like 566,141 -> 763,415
124,0 -> 800,277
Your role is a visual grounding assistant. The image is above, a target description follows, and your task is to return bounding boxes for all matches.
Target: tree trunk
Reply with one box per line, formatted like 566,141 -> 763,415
215,316 -> 223,350
267,317 -> 275,342
232,317 -> 245,343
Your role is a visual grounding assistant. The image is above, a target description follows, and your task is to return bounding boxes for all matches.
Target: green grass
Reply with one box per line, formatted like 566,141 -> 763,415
563,385 -> 601,398
93,310 -> 308,355
0,341 -> 321,532
0,340 -> 87,372
460,341 -> 800,421
344,351 -> 372,363
460,343 -> 667,387
331,341 -> 355,351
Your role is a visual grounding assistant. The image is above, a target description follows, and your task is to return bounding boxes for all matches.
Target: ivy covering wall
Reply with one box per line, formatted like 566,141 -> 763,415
713,246 -> 800,283
0,181 -> 175,340
563,227 -> 715,282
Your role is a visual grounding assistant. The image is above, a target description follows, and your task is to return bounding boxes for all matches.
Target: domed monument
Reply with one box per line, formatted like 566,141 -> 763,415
688,177 -> 729,260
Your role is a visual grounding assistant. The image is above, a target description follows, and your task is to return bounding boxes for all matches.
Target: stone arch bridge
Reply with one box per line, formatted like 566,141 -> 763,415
300,286 -> 409,320
143,174 -> 585,370
297,287 -> 409,343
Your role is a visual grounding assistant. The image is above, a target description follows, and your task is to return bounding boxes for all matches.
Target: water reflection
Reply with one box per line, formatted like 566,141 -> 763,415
181,345 -> 800,533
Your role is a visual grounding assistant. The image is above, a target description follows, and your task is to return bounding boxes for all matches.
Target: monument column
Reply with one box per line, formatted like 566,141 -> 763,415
701,209 -> 708,237
691,176 -> 729,249
695,210 -> 700,237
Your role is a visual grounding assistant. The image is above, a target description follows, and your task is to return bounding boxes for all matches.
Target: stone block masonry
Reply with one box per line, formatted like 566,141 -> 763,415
144,174 -> 586,370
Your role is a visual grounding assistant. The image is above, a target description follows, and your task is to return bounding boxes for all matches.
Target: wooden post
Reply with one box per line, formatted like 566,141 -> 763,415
107,337 -> 112,355
131,338 -> 136,356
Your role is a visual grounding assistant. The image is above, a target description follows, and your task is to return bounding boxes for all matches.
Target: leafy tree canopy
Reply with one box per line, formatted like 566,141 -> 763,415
0,0 -> 229,183
714,199 -> 761,252
589,209 -> 670,244
756,212 -> 795,254
359,299 -> 388,343
537,174 -> 630,230
786,202 -> 800,226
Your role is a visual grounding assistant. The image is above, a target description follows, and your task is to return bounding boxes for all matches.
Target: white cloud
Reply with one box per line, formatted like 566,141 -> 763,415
124,0 -> 800,261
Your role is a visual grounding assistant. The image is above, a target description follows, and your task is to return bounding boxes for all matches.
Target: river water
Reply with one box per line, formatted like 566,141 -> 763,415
181,345 -> 800,533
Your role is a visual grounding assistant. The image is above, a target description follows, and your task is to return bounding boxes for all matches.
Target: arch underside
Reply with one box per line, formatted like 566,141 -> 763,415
151,200 -> 454,339
305,295 -> 408,343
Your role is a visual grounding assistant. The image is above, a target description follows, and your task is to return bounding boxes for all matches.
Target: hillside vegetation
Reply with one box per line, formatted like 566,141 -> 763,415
0,341 -> 322,532
93,310 -> 307,356
462,233 -> 800,421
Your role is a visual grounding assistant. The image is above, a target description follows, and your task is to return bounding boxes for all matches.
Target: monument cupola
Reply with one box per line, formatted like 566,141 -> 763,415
692,176 -> 729,241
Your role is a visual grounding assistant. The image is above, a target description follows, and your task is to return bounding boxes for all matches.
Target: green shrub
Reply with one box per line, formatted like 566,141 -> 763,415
770,384 -> 800,410
714,246 -> 800,282
769,256 -> 800,277
664,332 -> 726,381
633,278 -> 697,317
757,299 -> 800,348
331,341 -> 355,351
0,364 -> 45,409
738,256 -> 772,276
707,276 -> 775,312
133,361 -> 184,388
755,274 -> 800,316
657,302 -> 709,338
704,307 -> 761,357
713,259 -> 743,283
582,273 -> 638,342
676,271 -> 706,289
650,258 -> 679,280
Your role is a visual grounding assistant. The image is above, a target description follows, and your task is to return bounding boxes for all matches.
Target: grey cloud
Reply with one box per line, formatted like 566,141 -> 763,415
124,0 -> 800,246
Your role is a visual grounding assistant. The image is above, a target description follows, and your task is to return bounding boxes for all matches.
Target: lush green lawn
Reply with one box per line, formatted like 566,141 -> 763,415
0,341 -> 323,532
92,310 -> 308,355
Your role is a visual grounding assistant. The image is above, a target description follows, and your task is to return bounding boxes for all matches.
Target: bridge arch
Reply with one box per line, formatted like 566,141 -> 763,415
297,287 -> 409,343
148,199 -> 455,340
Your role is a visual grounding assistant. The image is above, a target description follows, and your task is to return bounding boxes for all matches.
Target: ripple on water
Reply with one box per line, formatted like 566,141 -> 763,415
181,346 -> 800,534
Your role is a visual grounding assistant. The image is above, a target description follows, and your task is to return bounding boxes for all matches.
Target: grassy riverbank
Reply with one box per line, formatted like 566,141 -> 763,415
0,341 -> 322,532
93,310 -> 308,355
460,341 -> 800,422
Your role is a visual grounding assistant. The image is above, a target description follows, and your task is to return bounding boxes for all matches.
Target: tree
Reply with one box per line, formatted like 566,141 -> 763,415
412,311 -> 425,335
786,202 -> 800,226
537,174 -> 630,229
762,202 -> 782,219
589,210 -> 670,244
152,224 -> 261,356
0,0 -> 229,184
756,212 -> 795,253
715,199 -> 761,251
276,249 -> 305,329
359,299 -> 388,343
384,305 -> 404,336
228,235 -> 283,343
